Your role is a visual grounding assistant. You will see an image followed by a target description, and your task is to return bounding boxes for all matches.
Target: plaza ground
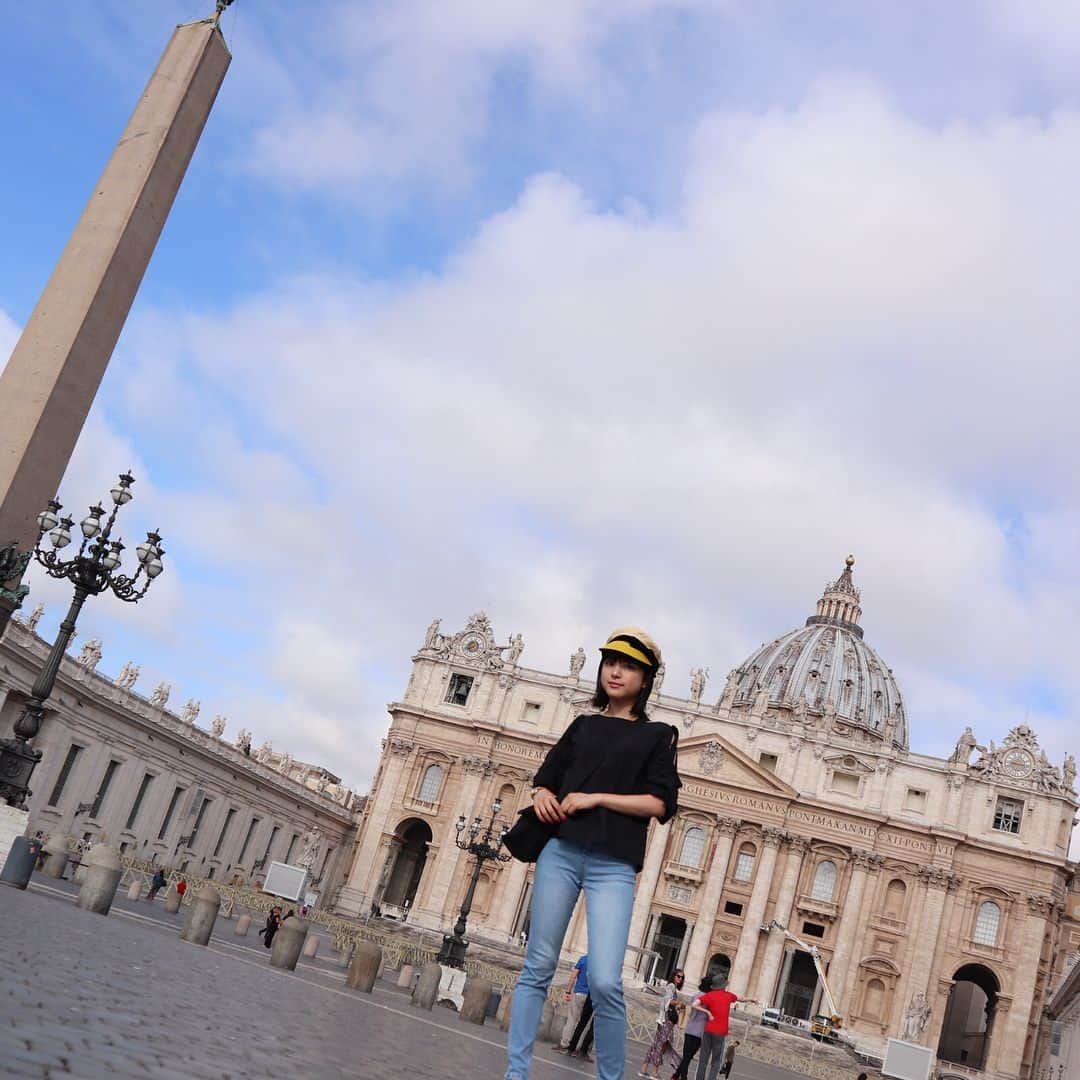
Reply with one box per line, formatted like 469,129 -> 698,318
0,877 -> 833,1079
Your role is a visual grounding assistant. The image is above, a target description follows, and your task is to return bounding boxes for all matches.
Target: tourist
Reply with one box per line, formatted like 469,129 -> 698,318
175,878 -> 187,899
146,868 -> 167,901
671,976 -> 712,1080
692,981 -> 758,1080
640,1002 -> 681,1078
556,954 -> 590,1052
566,995 -> 595,1061
719,1038 -> 740,1077
259,906 -> 282,949
503,627 -> 681,1080
642,968 -> 685,1074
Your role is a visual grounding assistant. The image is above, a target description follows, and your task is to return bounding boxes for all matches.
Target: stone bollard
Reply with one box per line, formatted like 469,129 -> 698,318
126,879 -> 142,901
460,977 -> 493,1026
163,887 -> 183,914
76,845 -> 123,916
411,961 -> 442,1010
303,934 -> 321,958
537,998 -> 562,1043
338,946 -> 354,969
179,885 -> 221,946
40,842 -> 70,880
497,989 -> 514,1031
397,963 -> 415,988
345,942 -> 384,993
270,917 -> 309,971
235,913 -> 252,937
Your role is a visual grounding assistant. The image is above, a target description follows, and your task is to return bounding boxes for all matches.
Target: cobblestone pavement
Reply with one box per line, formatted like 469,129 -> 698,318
0,879 -> 819,1080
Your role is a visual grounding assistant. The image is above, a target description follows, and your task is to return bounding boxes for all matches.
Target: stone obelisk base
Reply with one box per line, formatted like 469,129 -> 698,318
0,805 -> 29,871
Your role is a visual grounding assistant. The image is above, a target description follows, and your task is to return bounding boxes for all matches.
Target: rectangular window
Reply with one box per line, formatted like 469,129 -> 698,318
733,852 -> 755,882
90,760 -> 121,819
803,922 -> 826,939
189,796 -> 212,845
904,787 -> 927,813
758,752 -> 779,773
445,673 -> 474,707
284,833 -> 299,864
125,772 -> 155,830
993,797 -> 1023,834
521,702 -> 542,724
237,817 -> 260,864
723,900 -> 744,916
213,808 -> 237,857
158,785 -> 185,840
831,770 -> 860,795
47,743 -> 84,807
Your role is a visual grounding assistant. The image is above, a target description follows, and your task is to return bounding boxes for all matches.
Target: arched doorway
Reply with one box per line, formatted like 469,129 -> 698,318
707,953 -> 732,985
381,819 -> 433,915
937,964 -> 999,1071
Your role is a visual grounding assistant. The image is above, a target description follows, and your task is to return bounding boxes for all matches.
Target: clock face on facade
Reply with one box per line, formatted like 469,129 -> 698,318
1002,748 -> 1034,778
459,632 -> 486,657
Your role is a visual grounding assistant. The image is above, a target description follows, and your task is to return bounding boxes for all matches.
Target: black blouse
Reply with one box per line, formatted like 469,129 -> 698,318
532,713 -> 681,870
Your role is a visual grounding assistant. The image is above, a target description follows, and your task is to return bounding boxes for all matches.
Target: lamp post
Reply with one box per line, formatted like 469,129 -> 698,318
0,471 -> 165,808
437,797 -> 511,968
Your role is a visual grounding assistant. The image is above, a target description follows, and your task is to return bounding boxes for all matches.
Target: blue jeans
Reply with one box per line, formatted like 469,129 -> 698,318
505,837 -> 636,1080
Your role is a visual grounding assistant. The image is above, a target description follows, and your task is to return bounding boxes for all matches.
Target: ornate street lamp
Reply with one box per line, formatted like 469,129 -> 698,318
0,471 -> 165,808
437,797 -> 511,968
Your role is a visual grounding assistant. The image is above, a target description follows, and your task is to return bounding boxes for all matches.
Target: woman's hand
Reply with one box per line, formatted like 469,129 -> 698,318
560,791 -> 602,816
533,786 -> 567,824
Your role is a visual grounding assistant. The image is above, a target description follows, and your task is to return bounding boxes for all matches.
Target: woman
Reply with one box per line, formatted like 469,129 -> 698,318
672,976 -> 712,1080
641,1002 -> 682,1078
258,906 -> 281,949
504,627 -> 681,1080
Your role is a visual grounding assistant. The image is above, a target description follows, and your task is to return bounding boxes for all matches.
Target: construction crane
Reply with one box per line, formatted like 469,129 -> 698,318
761,920 -> 843,1040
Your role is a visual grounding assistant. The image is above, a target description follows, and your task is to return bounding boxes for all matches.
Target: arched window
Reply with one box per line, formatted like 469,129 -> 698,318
418,764 -> 443,804
498,783 -> 516,808
885,878 -> 906,917
973,901 -> 1001,946
811,860 -> 837,901
679,827 -> 706,869
733,843 -> 756,883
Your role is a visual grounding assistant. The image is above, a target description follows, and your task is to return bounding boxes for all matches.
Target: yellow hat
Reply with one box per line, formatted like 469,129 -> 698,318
600,626 -> 662,669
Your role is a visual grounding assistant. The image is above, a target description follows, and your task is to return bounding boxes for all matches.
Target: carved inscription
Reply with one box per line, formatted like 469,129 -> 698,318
786,807 -> 878,840
879,830 -> 935,854
681,784 -> 786,817
495,741 -> 546,762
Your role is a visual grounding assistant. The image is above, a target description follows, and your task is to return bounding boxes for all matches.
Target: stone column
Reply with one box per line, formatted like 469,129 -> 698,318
682,817 -> 740,986
622,819 -> 671,981
993,893 -> 1055,1078
0,21 -> 231,625
486,854 -> 529,939
752,834 -> 810,1004
415,759 -> 488,921
827,849 -> 883,1012
728,827 -> 785,996
337,738 -> 413,914
897,866 -> 960,1035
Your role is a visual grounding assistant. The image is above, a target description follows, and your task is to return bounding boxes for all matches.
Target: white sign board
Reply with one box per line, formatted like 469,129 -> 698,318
882,1038 -> 934,1080
261,861 -> 308,901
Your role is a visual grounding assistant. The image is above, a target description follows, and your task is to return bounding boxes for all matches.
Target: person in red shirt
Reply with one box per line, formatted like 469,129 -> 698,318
691,984 -> 757,1080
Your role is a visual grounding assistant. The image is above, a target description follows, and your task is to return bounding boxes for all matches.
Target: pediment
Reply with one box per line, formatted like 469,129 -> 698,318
822,751 -> 876,775
678,733 -> 798,799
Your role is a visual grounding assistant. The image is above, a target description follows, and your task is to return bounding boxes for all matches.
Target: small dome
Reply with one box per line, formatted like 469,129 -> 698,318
726,557 -> 907,748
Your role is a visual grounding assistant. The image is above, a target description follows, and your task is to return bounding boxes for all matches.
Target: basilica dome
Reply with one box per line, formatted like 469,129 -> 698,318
724,557 -> 908,748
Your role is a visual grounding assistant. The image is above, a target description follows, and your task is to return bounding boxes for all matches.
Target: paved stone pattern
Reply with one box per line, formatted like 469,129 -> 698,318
0,881 -> 816,1080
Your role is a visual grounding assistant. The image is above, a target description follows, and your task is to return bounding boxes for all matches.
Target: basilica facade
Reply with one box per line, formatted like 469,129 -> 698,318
339,560 -> 1080,1080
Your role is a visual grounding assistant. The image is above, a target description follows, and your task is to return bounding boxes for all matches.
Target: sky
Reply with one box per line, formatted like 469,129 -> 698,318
2,1 -> 1080,832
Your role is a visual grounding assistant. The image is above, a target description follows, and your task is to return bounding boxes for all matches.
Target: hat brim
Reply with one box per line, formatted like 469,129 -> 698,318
599,640 -> 655,668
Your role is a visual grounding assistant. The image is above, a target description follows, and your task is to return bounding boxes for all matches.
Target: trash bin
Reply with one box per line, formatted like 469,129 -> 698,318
1,836 -> 43,890
486,990 -> 502,1019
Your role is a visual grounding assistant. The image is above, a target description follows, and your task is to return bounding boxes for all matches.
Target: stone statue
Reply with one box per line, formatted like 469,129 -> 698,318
150,681 -> 171,708
506,632 -> 525,665
114,662 -> 139,690
423,617 -> 442,650
793,693 -> 809,726
76,638 -> 103,670
902,992 -> 931,1041
1036,750 -> 1060,792
298,826 -> 322,870
235,728 -> 252,755
689,667 -> 709,705
181,699 -> 201,725
316,774 -> 329,795
569,646 -> 586,677
882,714 -> 898,746
653,661 -> 666,694
752,686 -> 771,716
969,740 -> 994,773
255,740 -> 272,765
949,726 -> 978,765
279,751 -> 293,776
210,714 -> 225,738
1064,753 -> 1076,791
24,603 -> 44,632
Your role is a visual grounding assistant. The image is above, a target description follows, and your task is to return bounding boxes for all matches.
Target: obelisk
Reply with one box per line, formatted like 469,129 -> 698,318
0,17 -> 231,629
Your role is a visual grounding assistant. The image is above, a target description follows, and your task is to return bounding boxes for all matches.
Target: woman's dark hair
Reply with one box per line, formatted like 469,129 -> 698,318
699,975 -> 714,992
592,656 -> 654,721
